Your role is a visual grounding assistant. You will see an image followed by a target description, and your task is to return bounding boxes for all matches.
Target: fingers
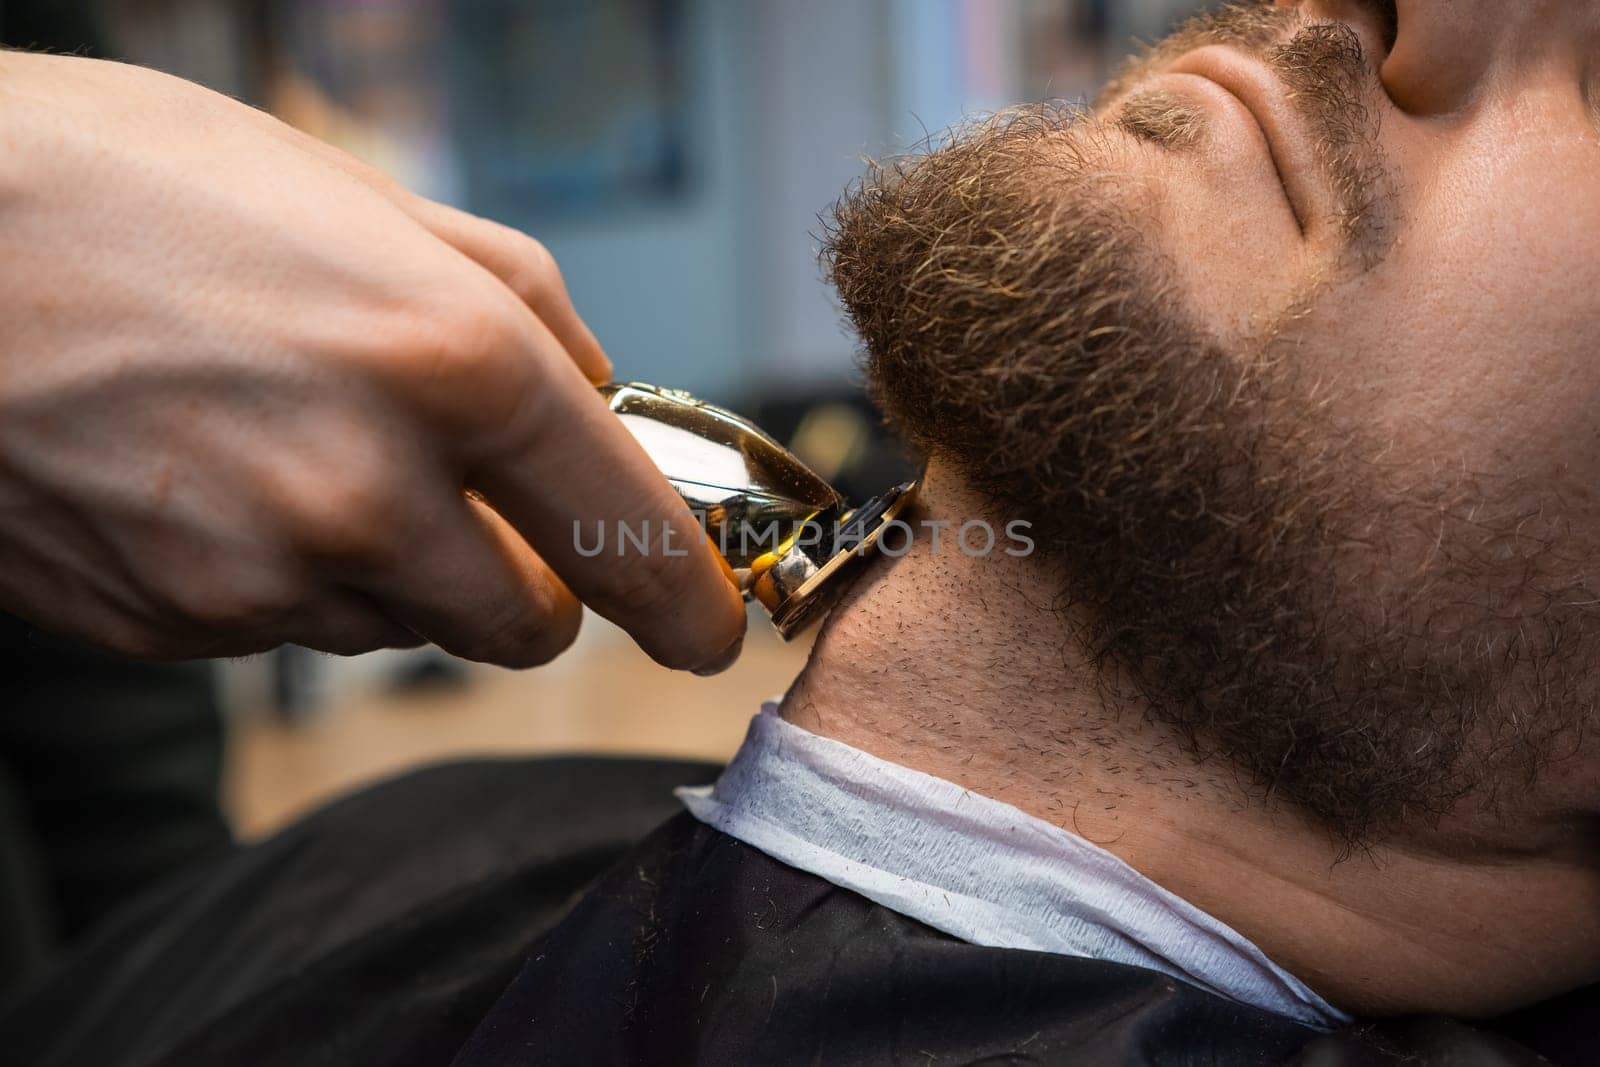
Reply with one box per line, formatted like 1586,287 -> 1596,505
359,493 -> 584,669
403,199 -> 613,386
468,362 -> 748,673
280,589 -> 426,658
272,123 -> 612,385
256,117 -> 740,669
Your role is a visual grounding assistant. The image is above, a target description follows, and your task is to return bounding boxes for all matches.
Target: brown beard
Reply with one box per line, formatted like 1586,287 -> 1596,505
821,8 -> 1596,842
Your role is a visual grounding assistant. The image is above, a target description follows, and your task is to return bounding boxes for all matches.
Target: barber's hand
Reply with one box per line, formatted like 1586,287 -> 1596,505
0,52 -> 745,671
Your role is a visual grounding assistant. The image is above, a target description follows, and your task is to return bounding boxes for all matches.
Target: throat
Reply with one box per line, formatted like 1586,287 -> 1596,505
779,476 -> 1600,1019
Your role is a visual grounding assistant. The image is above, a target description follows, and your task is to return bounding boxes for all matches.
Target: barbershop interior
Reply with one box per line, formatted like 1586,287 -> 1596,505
5,0 -> 1598,1064
3,0 -> 1198,848
178,0 -> 1205,837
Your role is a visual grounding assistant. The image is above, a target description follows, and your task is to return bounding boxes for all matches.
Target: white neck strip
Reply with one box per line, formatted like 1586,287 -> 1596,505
677,704 -> 1349,1030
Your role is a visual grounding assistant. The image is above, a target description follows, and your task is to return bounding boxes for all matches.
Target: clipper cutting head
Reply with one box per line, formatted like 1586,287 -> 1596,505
601,382 -> 916,639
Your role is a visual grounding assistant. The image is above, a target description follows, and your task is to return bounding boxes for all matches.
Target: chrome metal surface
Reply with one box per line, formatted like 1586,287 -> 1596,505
601,381 -> 915,639
602,382 -> 845,577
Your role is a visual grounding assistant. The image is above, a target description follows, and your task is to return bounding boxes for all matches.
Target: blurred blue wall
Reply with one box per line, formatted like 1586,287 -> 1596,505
514,0 -> 1032,402
526,0 -> 748,401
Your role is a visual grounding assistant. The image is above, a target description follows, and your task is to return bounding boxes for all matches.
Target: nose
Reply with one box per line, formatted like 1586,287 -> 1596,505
1380,0 -> 1511,113
1292,0 -> 1590,116
1386,0 -> 1597,115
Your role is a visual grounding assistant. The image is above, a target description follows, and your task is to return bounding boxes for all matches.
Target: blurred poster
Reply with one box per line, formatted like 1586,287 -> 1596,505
1017,0 -> 1113,103
447,0 -> 691,220
269,0 -> 461,204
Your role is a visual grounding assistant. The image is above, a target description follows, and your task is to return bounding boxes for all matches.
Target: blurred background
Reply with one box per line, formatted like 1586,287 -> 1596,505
0,0 -> 1213,992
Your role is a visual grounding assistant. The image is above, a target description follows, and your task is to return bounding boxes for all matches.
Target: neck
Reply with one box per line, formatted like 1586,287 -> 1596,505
781,466 -> 1600,1018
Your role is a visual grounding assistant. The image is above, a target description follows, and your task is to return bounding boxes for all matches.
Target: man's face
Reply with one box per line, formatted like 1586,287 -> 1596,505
825,0 -> 1600,840
1112,0 -> 1600,491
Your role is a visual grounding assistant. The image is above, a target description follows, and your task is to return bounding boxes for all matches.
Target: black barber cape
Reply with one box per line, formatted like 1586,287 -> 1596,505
0,757 -> 1592,1066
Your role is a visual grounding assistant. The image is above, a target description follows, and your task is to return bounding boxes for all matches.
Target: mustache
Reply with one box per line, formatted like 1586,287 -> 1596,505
1268,20 -> 1392,257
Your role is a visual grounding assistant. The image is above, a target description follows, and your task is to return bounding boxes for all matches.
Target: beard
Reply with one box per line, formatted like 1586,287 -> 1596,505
822,5 -> 1597,842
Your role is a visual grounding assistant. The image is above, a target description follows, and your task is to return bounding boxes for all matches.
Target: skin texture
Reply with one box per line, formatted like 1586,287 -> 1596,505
0,51 -> 745,671
787,468 -> 1600,1019
789,0 -> 1600,1018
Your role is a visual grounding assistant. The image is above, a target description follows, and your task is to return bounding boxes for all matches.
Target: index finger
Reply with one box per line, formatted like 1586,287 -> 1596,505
404,200 -> 614,386
265,118 -> 614,384
468,353 -> 747,673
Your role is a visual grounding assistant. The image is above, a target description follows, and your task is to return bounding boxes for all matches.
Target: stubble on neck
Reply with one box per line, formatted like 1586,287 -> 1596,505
778,460 -> 1600,1018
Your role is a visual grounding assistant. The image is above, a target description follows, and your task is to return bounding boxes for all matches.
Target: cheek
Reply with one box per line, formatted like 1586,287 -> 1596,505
1293,112 -> 1600,485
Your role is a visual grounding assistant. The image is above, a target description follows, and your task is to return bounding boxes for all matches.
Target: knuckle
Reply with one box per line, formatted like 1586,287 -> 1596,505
590,548 -> 684,619
306,628 -> 388,658
504,234 -> 565,306
292,483 -> 409,569
586,548 -> 732,670
388,294 -> 536,432
102,622 -> 180,661
417,300 -> 522,386
156,569 -> 300,634
507,617 -> 579,669
475,601 -> 578,669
